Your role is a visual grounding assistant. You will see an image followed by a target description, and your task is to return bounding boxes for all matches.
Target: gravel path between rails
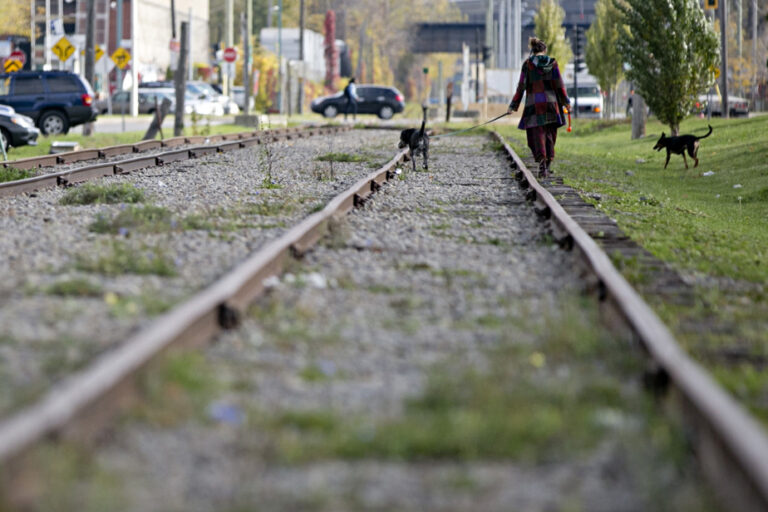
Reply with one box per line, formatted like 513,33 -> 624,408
27,136 -> 718,512
0,129 -> 398,417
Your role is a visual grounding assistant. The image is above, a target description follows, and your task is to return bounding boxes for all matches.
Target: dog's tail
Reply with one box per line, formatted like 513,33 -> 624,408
698,125 -> 713,140
418,105 -> 427,137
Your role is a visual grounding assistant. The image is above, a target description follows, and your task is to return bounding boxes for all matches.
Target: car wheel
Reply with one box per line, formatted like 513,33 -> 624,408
378,105 -> 394,120
323,105 -> 338,118
39,111 -> 69,135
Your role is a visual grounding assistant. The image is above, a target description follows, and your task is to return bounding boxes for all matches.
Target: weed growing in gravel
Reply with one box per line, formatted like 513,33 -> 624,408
243,200 -> 295,217
76,241 -> 177,277
259,142 -> 281,189
89,205 -> 174,234
0,166 -> 33,183
315,152 -> 367,163
60,183 -> 145,206
46,277 -> 103,297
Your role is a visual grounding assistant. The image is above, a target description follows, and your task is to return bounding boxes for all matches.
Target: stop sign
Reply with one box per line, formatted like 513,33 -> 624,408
223,47 -> 237,63
9,50 -> 25,65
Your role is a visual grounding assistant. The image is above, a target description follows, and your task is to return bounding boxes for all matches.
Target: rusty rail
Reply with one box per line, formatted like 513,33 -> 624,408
0,144 -> 408,487
0,126 -> 348,199
493,131 -> 768,512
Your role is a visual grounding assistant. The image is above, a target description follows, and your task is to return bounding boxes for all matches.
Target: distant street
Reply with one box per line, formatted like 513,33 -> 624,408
71,114 -> 236,135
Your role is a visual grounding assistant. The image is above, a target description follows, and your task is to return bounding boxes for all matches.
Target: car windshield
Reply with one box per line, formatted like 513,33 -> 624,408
567,86 -> 600,96
193,82 -> 219,96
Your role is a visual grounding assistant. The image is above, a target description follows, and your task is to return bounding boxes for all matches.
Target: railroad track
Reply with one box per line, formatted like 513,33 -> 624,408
0,130 -> 766,509
0,125 -> 347,199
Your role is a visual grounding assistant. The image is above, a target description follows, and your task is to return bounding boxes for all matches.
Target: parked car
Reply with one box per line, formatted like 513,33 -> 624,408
698,94 -> 749,117
0,70 -> 97,135
311,85 -> 405,120
0,104 -> 39,151
140,81 -> 238,115
95,90 -> 176,115
232,86 -> 254,111
566,83 -> 603,118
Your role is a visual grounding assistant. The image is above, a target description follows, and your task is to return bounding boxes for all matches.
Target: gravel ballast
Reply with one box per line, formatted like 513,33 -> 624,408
25,135 -> 718,512
0,129 -> 398,417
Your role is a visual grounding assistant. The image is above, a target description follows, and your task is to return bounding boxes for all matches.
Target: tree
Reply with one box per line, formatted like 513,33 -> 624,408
0,0 -> 31,36
585,0 -> 624,118
534,0 -> 573,68
615,0 -> 719,135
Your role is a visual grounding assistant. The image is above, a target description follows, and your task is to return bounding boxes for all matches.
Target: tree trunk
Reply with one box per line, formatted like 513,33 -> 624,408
631,93 -> 646,139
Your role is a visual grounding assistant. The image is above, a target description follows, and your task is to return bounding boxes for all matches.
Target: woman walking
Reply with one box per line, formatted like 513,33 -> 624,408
508,37 -> 570,178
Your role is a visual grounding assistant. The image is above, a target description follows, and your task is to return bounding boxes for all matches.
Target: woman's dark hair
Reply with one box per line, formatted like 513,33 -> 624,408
529,37 -> 547,54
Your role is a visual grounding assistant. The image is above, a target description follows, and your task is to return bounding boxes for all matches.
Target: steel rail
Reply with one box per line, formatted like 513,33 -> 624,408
0,126 -> 349,199
492,131 -> 768,512
0,144 -> 408,490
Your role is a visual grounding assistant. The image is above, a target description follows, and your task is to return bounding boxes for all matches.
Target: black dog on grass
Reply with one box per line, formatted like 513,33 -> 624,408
399,105 -> 429,171
653,125 -> 712,169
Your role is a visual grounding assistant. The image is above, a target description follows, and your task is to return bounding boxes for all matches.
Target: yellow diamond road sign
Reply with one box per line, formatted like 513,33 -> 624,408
3,58 -> 22,73
52,36 -> 75,62
111,47 -> 131,70
80,45 -> 105,62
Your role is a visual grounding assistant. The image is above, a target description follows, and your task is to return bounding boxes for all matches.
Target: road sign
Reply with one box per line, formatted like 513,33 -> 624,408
3,59 -> 22,73
169,39 -> 180,52
111,47 -> 131,70
9,50 -> 26,66
223,47 -> 237,63
52,36 -> 75,62
0,41 -> 12,58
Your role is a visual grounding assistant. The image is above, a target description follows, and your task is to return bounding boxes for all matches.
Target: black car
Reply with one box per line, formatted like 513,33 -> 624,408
311,85 -> 405,120
0,71 -> 98,135
0,104 -> 39,151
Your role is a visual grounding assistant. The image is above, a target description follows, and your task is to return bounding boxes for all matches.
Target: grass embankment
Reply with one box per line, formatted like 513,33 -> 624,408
4,121 -> 262,160
496,115 -> 768,422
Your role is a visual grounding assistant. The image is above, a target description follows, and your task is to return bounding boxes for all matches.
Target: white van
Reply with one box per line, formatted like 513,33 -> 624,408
567,83 -> 603,118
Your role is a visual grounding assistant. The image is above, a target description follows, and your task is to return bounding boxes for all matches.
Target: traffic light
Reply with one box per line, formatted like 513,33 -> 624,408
482,45 -> 492,64
574,26 -> 586,73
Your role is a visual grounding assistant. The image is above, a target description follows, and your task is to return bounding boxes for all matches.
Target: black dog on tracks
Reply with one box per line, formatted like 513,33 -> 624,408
399,105 -> 429,172
653,125 -> 712,169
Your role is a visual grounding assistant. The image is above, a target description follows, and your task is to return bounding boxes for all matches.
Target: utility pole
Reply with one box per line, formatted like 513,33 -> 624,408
117,0 -> 124,131
187,8 -> 193,81
57,0 -> 63,69
298,0 -> 305,114
485,0 -> 493,69
242,11 -> 250,116
720,0 -> 729,118
753,0 -> 758,107
83,0 -> 95,135
277,0 -> 283,114
513,0 -> 521,69
225,0 -> 232,97
131,0 -> 138,116
475,27 -> 480,102
174,21 -> 188,137
171,0 -> 176,39
738,0 -> 742,59
30,0 -> 35,70
45,0 -> 51,69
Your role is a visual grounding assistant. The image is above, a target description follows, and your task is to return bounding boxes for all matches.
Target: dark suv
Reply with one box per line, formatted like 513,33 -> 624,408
311,85 -> 405,120
0,71 -> 98,135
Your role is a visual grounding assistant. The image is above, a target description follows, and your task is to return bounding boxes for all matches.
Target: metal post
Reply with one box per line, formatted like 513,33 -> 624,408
116,0 -> 124,131
130,0 -> 138,116
738,0 -> 742,59
174,21 -> 188,136
57,0 -> 63,69
475,27 -> 480,102
45,0 -> 51,69
513,0 -> 521,69
485,0 -> 493,69
187,8 -> 192,81
225,0 -> 232,97
30,0 -> 35,70
277,0 -> 282,114
753,0 -> 758,109
720,0 -> 729,118
298,0 -> 304,114
243,10 -> 250,116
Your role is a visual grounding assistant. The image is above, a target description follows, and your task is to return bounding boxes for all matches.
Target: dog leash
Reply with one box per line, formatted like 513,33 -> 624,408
431,112 -> 510,139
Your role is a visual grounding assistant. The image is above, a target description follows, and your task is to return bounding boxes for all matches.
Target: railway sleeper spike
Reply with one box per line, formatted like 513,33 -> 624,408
217,303 -> 242,330
525,189 -> 537,203
370,180 -> 381,193
642,363 -> 670,398
514,170 -> 524,181
353,193 -> 365,208
56,176 -> 71,187
534,203 -> 551,219
518,178 -> 529,190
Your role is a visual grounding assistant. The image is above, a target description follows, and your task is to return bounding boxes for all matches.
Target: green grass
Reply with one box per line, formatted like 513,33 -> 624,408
76,240 -> 177,277
315,152 -> 367,163
60,183 -> 145,206
89,205 -> 174,234
0,166 -> 34,183
4,122 -> 261,160
46,277 -> 103,297
497,114 -> 768,422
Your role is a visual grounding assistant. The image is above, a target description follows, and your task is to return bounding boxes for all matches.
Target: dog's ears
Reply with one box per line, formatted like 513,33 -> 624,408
661,132 -> 666,137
